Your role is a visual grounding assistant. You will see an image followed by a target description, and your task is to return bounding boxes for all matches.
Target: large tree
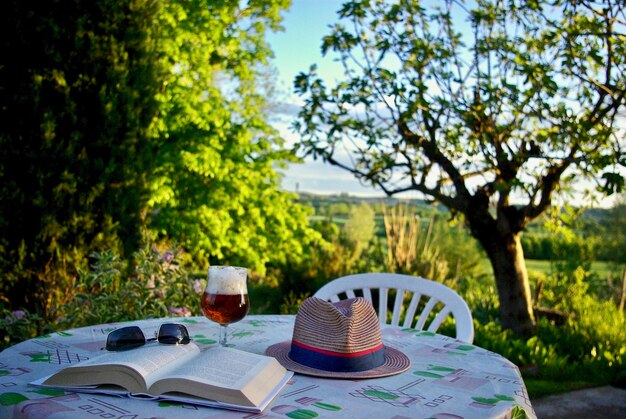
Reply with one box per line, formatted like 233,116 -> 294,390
1,0 -> 319,316
143,0 -> 319,273
294,0 -> 626,335
1,0 -> 161,314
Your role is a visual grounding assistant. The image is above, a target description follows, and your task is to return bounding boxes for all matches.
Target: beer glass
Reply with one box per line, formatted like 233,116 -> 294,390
201,266 -> 249,347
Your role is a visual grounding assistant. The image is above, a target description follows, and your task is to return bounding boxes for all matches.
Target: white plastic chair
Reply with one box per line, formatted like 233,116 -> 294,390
313,273 -> 474,343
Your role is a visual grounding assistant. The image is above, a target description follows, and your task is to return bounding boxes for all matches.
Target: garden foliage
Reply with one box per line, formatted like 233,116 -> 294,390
293,0 -> 626,336
1,198 -> 625,397
1,0 -> 322,322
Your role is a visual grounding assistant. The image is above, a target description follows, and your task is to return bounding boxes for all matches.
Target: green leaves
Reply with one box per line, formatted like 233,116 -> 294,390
139,0 -> 323,274
322,25 -> 360,55
2,0 -> 323,324
296,0 -> 626,210
294,0 -> 626,336
59,236 -> 201,328
599,172 -> 625,195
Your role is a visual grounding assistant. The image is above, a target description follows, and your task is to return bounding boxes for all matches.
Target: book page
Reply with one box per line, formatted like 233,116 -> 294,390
157,347 -> 270,388
115,344 -> 200,378
147,347 -> 286,407
45,343 -> 201,392
80,343 -> 200,378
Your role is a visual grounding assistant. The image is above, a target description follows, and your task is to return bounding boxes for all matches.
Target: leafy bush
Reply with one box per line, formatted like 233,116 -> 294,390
0,307 -> 50,350
475,311 -> 625,389
466,264 -> 626,394
455,275 -> 500,324
0,232 -> 202,350
430,216 -> 487,282
521,234 -> 553,260
55,236 -> 202,331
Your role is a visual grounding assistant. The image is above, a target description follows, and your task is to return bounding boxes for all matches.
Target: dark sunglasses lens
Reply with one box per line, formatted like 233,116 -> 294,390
106,326 -> 146,351
158,323 -> 190,344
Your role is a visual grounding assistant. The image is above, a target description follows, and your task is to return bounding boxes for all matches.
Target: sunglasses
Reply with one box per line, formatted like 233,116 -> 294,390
105,323 -> 191,351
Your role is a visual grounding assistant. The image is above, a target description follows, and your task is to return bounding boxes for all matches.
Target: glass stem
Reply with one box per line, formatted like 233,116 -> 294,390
219,324 -> 228,347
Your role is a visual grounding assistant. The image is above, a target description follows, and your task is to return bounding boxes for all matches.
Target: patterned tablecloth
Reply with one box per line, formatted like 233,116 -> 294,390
0,315 -> 536,418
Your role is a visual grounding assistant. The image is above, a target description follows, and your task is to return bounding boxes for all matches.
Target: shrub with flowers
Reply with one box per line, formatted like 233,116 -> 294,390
0,307 -> 49,349
57,237 -> 202,331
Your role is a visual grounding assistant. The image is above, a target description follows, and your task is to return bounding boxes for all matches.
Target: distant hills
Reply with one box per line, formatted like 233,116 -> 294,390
294,191 -> 614,221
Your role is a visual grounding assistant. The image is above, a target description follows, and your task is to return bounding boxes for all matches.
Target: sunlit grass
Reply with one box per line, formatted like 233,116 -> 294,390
526,259 -> 625,281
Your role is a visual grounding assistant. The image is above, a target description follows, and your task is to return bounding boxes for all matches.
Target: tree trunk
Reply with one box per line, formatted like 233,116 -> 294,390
464,196 -> 536,335
484,233 -> 536,336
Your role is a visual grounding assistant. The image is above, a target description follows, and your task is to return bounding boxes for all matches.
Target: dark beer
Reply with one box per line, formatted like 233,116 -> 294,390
202,266 -> 249,346
201,292 -> 249,325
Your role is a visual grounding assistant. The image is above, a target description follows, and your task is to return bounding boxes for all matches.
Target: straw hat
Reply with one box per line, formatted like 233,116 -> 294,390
265,297 -> 410,379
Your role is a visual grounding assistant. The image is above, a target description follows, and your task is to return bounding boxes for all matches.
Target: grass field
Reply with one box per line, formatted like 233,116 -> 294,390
526,259 -> 626,281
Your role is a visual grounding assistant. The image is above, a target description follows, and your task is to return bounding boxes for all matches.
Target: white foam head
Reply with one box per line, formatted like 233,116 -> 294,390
206,266 -> 248,295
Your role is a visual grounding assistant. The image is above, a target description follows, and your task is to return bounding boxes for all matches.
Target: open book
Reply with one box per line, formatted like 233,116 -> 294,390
30,343 -> 292,413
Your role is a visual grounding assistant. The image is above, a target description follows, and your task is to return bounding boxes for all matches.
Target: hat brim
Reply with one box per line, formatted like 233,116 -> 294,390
265,341 -> 410,379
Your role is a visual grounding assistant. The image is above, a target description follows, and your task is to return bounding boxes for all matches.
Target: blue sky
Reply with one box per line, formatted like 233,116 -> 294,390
267,0 -> 344,106
266,0 -> 400,197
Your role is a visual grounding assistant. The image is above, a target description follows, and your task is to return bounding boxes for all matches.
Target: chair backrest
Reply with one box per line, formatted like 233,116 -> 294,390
313,273 -> 474,343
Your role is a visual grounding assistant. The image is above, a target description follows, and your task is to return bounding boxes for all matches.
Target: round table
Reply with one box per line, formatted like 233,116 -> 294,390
0,315 -> 536,418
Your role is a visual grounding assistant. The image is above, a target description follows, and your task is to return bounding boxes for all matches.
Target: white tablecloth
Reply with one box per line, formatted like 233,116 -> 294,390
0,315 -> 536,418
